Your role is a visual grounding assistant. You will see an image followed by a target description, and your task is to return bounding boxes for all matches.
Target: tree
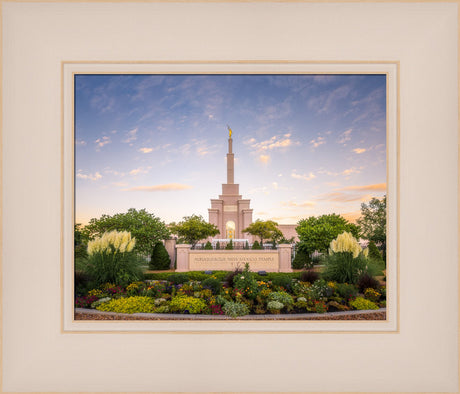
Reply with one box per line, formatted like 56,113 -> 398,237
251,240 -> 262,250
170,214 -> 219,249
83,208 -> 170,260
150,242 -> 171,270
296,214 -> 360,255
74,223 -> 89,259
204,241 -> 213,250
357,196 -> 386,260
292,242 -> 311,269
225,239 -> 234,250
242,220 -> 280,247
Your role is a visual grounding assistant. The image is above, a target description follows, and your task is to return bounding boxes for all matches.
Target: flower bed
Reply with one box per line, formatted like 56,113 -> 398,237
75,264 -> 386,319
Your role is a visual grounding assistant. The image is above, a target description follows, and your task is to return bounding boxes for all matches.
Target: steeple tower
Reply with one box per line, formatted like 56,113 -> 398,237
227,131 -> 234,184
208,127 -> 253,241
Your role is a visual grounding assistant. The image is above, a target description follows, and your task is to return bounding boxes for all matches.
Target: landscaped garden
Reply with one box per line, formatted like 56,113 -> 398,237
75,229 -> 386,319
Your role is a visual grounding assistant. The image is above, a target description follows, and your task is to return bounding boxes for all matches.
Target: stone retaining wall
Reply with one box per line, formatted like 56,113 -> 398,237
175,244 -> 293,272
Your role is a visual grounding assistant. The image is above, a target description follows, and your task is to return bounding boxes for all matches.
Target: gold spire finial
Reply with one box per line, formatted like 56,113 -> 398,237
227,125 -> 232,139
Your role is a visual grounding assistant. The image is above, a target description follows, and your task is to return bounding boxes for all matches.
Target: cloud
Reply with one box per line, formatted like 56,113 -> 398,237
318,192 -> 369,202
337,129 -> 352,144
307,84 -> 353,114
310,136 -> 325,149
76,171 -> 102,181
291,171 -> 315,181
248,186 -> 269,195
317,166 -> 364,177
122,128 -> 138,144
353,148 -> 366,154
104,168 -> 126,177
259,155 -> 270,164
139,147 -> 153,153
125,183 -> 193,192
129,166 -> 151,176
281,200 -> 316,208
342,167 -> 363,176
337,183 -> 386,192
76,139 -> 86,146
94,136 -> 111,149
246,133 -> 297,154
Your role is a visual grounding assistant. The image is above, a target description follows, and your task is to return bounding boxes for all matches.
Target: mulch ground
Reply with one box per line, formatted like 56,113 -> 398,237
75,310 -> 386,321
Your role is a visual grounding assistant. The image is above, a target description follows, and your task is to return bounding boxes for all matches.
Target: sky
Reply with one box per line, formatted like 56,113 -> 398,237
75,74 -> 386,226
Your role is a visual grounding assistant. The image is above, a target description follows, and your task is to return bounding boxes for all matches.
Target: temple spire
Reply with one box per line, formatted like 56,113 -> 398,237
226,126 -> 234,184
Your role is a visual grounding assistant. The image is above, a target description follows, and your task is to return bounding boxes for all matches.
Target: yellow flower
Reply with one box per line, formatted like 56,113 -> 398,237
330,231 -> 362,258
87,230 -> 136,255
363,247 -> 369,258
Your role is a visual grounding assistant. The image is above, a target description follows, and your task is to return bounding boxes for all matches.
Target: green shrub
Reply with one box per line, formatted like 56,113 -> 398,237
225,240 -> 234,250
204,241 -> 213,250
251,240 -> 262,250
91,297 -> 111,309
292,244 -> 311,269
166,273 -> 190,285
145,271 -> 229,282
149,242 -> 171,270
368,241 -> 383,261
96,296 -> 155,314
188,271 -> 228,281
244,241 -> 250,250
169,296 -> 207,314
349,297 -> 379,310
308,279 -> 332,300
263,272 -> 301,281
153,305 -> 170,313
364,288 -> 381,302
201,277 -> 222,295
85,230 -> 143,287
233,264 -> 259,299
271,275 -> 293,291
322,252 -> 368,284
215,241 -> 221,250
267,300 -> 284,312
335,283 -> 358,300
268,291 -> 294,310
222,301 -> 250,317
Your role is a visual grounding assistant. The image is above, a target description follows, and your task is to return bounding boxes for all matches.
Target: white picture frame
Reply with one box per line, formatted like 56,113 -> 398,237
2,1 -> 458,392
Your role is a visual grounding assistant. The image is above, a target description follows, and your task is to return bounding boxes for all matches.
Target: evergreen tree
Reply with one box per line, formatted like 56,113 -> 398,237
216,241 -> 221,250
252,240 -> 262,250
204,241 -> 213,250
292,244 -> 311,269
225,239 -> 234,250
149,242 -> 171,270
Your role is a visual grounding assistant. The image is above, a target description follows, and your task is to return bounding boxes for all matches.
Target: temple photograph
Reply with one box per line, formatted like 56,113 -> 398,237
73,74 -> 387,320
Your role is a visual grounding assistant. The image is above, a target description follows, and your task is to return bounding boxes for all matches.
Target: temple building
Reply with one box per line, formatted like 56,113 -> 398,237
207,128 -> 299,245
208,128 -> 254,241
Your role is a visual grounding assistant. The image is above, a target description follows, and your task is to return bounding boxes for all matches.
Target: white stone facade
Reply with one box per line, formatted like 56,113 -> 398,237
208,136 -> 254,241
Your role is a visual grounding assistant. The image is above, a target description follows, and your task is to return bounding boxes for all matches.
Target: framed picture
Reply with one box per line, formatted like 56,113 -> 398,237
64,62 -> 398,333
2,1 -> 458,392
